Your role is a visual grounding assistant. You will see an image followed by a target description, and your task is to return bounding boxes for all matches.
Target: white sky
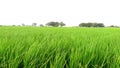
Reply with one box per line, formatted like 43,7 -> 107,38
0,0 -> 120,26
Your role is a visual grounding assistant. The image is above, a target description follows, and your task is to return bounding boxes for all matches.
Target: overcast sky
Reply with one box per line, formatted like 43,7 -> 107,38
0,0 -> 120,26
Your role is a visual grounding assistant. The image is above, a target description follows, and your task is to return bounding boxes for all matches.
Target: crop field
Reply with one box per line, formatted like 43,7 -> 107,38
0,27 -> 120,68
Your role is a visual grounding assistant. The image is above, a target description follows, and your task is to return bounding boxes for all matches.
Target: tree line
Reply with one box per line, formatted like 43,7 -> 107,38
29,22 -> 105,27
0,21 -> 119,27
79,22 -> 104,27
20,21 -> 65,27
46,21 -> 65,27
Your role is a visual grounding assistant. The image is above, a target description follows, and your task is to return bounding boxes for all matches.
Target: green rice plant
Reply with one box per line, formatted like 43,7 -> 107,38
0,27 -> 120,68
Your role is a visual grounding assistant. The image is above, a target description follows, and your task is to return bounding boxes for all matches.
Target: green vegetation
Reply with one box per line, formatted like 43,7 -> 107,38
79,23 -> 104,27
46,21 -> 65,27
0,27 -> 120,68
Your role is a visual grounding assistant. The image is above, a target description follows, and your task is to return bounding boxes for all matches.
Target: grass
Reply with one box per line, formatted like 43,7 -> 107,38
0,26 -> 120,68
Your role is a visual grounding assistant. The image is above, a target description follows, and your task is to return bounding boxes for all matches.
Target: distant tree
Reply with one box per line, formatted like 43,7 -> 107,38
87,22 -> 93,27
59,22 -> 65,27
79,23 -> 87,27
40,24 -> 44,27
96,23 -> 104,27
46,21 -> 59,27
109,25 -> 119,28
79,22 -> 94,27
22,23 -> 25,26
92,23 -> 98,27
12,25 -> 16,26
110,25 -> 114,27
32,23 -> 37,26
79,22 -> 104,27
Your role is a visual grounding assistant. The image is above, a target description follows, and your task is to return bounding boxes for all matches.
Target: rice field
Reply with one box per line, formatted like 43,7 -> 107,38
0,26 -> 120,68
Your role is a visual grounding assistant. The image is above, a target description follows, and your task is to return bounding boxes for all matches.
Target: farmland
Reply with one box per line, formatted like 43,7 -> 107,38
0,26 -> 120,68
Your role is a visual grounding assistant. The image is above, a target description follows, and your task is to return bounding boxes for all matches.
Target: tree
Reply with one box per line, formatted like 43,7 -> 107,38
110,25 -> 114,27
32,23 -> 37,26
109,25 -> 119,28
59,22 -> 65,27
92,23 -> 98,27
46,21 -> 59,27
79,23 -> 87,27
79,22 -> 104,27
87,22 -> 93,27
12,25 -> 16,26
22,23 -> 25,26
96,23 -> 104,27
40,24 -> 44,27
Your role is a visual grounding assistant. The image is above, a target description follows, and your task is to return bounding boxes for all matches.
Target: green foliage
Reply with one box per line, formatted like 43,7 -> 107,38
40,24 -> 44,27
46,21 -> 59,27
21,23 -> 25,26
59,22 -> 65,27
32,23 -> 37,26
0,27 -> 120,68
109,25 -> 119,28
79,22 -> 104,27
46,21 -> 65,27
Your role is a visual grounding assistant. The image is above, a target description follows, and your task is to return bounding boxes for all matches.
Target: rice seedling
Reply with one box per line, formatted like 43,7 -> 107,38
0,26 -> 120,68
